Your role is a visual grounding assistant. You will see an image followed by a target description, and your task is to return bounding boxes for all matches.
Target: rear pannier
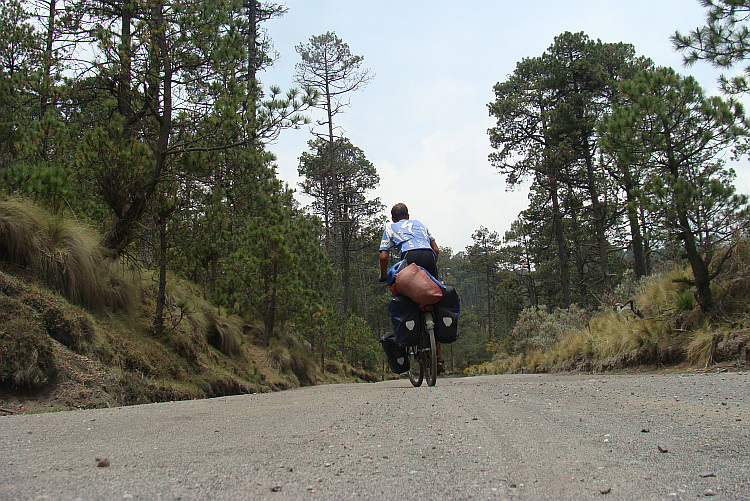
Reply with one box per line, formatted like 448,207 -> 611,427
388,294 -> 422,346
432,285 -> 460,344
380,331 -> 409,374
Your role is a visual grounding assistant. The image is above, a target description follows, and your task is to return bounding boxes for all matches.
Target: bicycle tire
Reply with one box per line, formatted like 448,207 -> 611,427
406,345 -> 423,387
426,326 -> 437,386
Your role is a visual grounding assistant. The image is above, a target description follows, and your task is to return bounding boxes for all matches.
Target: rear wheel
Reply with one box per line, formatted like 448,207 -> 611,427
406,346 -> 423,387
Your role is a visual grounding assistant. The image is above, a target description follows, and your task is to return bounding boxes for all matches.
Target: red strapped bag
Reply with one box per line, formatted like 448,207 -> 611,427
392,263 -> 443,309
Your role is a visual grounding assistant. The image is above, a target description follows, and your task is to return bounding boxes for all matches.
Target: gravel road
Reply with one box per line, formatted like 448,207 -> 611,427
2,372 -> 749,500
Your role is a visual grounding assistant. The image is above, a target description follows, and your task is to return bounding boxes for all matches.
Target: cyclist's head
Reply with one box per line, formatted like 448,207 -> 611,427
391,203 -> 409,222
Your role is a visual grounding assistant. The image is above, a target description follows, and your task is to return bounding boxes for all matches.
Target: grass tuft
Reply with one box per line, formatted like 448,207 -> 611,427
0,296 -> 55,388
265,335 -> 317,386
204,309 -> 243,357
687,328 -> 719,367
265,345 -> 293,373
0,197 -> 43,268
0,196 -> 137,311
675,291 -> 695,312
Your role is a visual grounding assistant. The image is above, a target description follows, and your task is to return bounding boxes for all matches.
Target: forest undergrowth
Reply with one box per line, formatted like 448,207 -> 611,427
0,197 -> 376,414
466,243 -> 750,376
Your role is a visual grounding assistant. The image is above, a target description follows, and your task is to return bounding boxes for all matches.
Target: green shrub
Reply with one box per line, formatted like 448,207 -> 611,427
509,304 -> 590,354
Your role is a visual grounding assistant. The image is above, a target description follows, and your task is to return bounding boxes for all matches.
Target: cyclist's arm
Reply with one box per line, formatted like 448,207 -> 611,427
431,240 -> 439,262
379,250 -> 389,281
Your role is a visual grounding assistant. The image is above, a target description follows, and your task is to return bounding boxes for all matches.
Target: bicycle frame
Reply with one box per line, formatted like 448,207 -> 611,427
406,308 -> 438,387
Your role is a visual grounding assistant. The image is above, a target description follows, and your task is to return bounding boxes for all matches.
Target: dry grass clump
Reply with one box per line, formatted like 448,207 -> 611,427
0,296 -> 55,388
204,309 -> 243,357
552,325 -> 596,362
0,197 -> 42,268
684,327 -> 750,367
324,360 -> 347,375
592,312 -> 666,358
265,335 -> 317,386
0,196 -> 137,311
635,263 -> 692,317
145,272 -> 245,358
265,345 -> 293,372
687,328 -> 719,367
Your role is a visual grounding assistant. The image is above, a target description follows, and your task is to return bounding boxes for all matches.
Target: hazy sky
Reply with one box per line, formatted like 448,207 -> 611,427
260,1 -> 746,252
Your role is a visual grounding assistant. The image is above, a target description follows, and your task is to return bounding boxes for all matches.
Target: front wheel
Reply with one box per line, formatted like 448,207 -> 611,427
425,326 -> 437,387
406,346 -> 423,387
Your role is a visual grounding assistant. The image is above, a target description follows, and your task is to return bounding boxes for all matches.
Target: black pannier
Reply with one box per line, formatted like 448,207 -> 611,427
432,285 -> 460,344
380,331 -> 409,374
389,294 -> 422,346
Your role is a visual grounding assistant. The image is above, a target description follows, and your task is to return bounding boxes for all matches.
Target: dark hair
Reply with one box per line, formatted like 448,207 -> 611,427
391,203 -> 409,221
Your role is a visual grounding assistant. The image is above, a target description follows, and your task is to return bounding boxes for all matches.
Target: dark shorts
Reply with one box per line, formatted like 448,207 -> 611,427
403,248 -> 438,278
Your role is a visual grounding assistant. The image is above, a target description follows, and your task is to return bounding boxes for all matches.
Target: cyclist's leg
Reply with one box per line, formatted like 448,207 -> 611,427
436,342 -> 445,373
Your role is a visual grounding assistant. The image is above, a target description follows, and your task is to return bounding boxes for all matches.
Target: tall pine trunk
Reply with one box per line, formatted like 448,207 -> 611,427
627,203 -> 647,278
678,211 -> 712,313
154,208 -> 168,335
151,0 -> 173,334
582,139 -> 613,291
550,173 -> 572,307
667,155 -> 713,313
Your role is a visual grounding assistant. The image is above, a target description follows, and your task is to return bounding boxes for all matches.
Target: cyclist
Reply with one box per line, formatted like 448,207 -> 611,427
378,202 -> 444,373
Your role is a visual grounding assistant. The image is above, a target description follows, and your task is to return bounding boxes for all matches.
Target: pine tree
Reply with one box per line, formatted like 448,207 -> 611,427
298,137 -> 382,313
600,67 -> 749,313
467,227 -> 502,341
294,31 -> 372,262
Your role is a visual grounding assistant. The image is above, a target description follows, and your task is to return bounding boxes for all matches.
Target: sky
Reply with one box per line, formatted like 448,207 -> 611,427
259,0 -> 748,253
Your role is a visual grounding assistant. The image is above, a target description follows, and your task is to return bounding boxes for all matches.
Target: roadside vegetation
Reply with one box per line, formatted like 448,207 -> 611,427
0,197 -> 376,413
2,195 -> 746,413
466,243 -> 750,375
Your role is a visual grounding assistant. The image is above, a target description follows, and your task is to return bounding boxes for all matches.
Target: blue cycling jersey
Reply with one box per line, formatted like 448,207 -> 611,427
379,219 -> 435,255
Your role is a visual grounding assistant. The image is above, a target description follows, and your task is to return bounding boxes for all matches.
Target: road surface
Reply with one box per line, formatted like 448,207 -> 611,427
2,372 -> 749,500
